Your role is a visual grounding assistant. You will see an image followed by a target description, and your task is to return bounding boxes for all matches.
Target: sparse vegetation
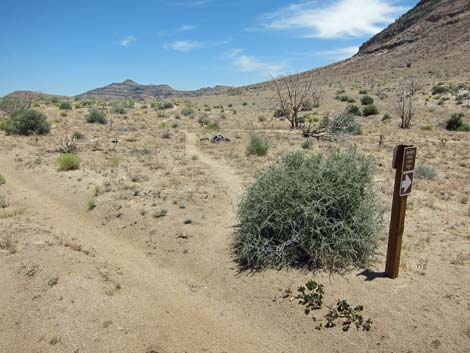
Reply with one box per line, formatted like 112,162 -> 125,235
57,153 -> 80,171
246,134 -> 269,156
361,95 -> 374,105
59,101 -> 72,110
446,113 -> 469,131
0,175 -> 5,185
382,113 -> 392,121
362,104 -> 379,116
87,199 -> 96,211
326,111 -> 362,135
415,164 -> 437,180
86,108 -> 107,124
235,150 -> 381,270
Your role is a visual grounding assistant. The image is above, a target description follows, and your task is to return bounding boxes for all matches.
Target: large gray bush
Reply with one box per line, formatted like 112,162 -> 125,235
235,150 -> 382,271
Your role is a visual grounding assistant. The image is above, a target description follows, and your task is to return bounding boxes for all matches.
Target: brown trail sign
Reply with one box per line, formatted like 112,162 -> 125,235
385,145 -> 417,279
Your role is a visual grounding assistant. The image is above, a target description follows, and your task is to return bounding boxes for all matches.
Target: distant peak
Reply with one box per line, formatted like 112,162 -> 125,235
123,79 -> 138,85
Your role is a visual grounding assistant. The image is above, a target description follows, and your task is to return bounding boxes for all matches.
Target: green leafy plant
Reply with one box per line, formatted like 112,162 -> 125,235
296,281 -> 324,314
324,300 -> 372,331
57,153 -> 80,171
235,150 -> 381,270
0,175 -> 5,185
293,280 -> 373,332
246,134 -> 269,156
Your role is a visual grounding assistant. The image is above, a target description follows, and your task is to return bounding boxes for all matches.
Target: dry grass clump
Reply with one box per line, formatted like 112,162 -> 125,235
57,153 -> 80,171
246,134 -> 269,156
235,150 -> 382,271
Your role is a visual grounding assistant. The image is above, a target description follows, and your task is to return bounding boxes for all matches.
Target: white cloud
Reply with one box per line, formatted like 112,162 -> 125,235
316,46 -> 359,59
179,24 -> 197,31
262,0 -> 406,39
119,35 -> 136,47
164,40 -> 203,52
227,49 -> 288,76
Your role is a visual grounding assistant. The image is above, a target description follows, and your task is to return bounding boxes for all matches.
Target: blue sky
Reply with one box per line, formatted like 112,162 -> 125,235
0,0 -> 417,96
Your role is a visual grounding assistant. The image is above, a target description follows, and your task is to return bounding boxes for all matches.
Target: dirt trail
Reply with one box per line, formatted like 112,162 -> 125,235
184,130 -> 244,203
0,140 -> 299,353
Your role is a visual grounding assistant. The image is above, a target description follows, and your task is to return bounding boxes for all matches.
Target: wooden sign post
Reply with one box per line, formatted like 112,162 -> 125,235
385,145 -> 417,279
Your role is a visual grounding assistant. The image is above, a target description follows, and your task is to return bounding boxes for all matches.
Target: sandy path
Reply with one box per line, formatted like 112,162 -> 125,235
0,140 -> 297,353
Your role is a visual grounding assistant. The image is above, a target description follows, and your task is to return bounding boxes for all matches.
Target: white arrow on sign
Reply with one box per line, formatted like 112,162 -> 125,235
401,174 -> 412,193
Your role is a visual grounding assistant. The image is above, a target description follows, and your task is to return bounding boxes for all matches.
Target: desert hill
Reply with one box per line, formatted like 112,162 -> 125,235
78,79 -> 230,99
245,0 -> 470,92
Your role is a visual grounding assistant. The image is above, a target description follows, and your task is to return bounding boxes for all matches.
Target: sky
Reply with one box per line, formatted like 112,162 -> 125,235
0,0 -> 418,96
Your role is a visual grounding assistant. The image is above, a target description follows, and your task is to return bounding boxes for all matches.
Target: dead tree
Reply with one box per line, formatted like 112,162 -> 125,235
272,75 -> 321,129
395,77 -> 422,129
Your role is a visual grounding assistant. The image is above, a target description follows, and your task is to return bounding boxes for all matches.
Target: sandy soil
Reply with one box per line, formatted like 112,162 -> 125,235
1,84 -> 470,352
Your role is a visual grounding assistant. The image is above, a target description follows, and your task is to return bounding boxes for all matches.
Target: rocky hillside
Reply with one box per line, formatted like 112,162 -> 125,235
357,0 -> 470,56
78,79 -> 229,99
245,0 -> 470,92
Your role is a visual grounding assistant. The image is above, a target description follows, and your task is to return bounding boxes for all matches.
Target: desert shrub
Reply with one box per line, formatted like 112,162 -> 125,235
301,139 -> 313,149
4,109 -> 50,135
155,101 -> 173,110
170,120 -> 179,129
382,113 -> 392,121
86,108 -> 107,124
361,95 -> 374,105
72,131 -> 85,140
326,111 -> 362,135
59,101 -> 72,110
246,134 -> 269,156
336,95 -> 355,103
273,108 -> 287,118
346,104 -> 361,116
60,111 -> 67,117
0,175 -> 5,185
420,124 -> 433,130
206,121 -> 220,130
258,115 -> 266,122
235,150 -> 381,270
57,153 -> 80,171
198,114 -> 209,126
432,85 -> 448,95
181,107 -> 194,116
87,199 -> 96,211
74,103 -> 81,109
446,113 -> 469,131
111,104 -> 127,114
359,89 -> 368,94
362,104 -> 379,116
242,102 -> 248,106
415,164 -> 437,180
